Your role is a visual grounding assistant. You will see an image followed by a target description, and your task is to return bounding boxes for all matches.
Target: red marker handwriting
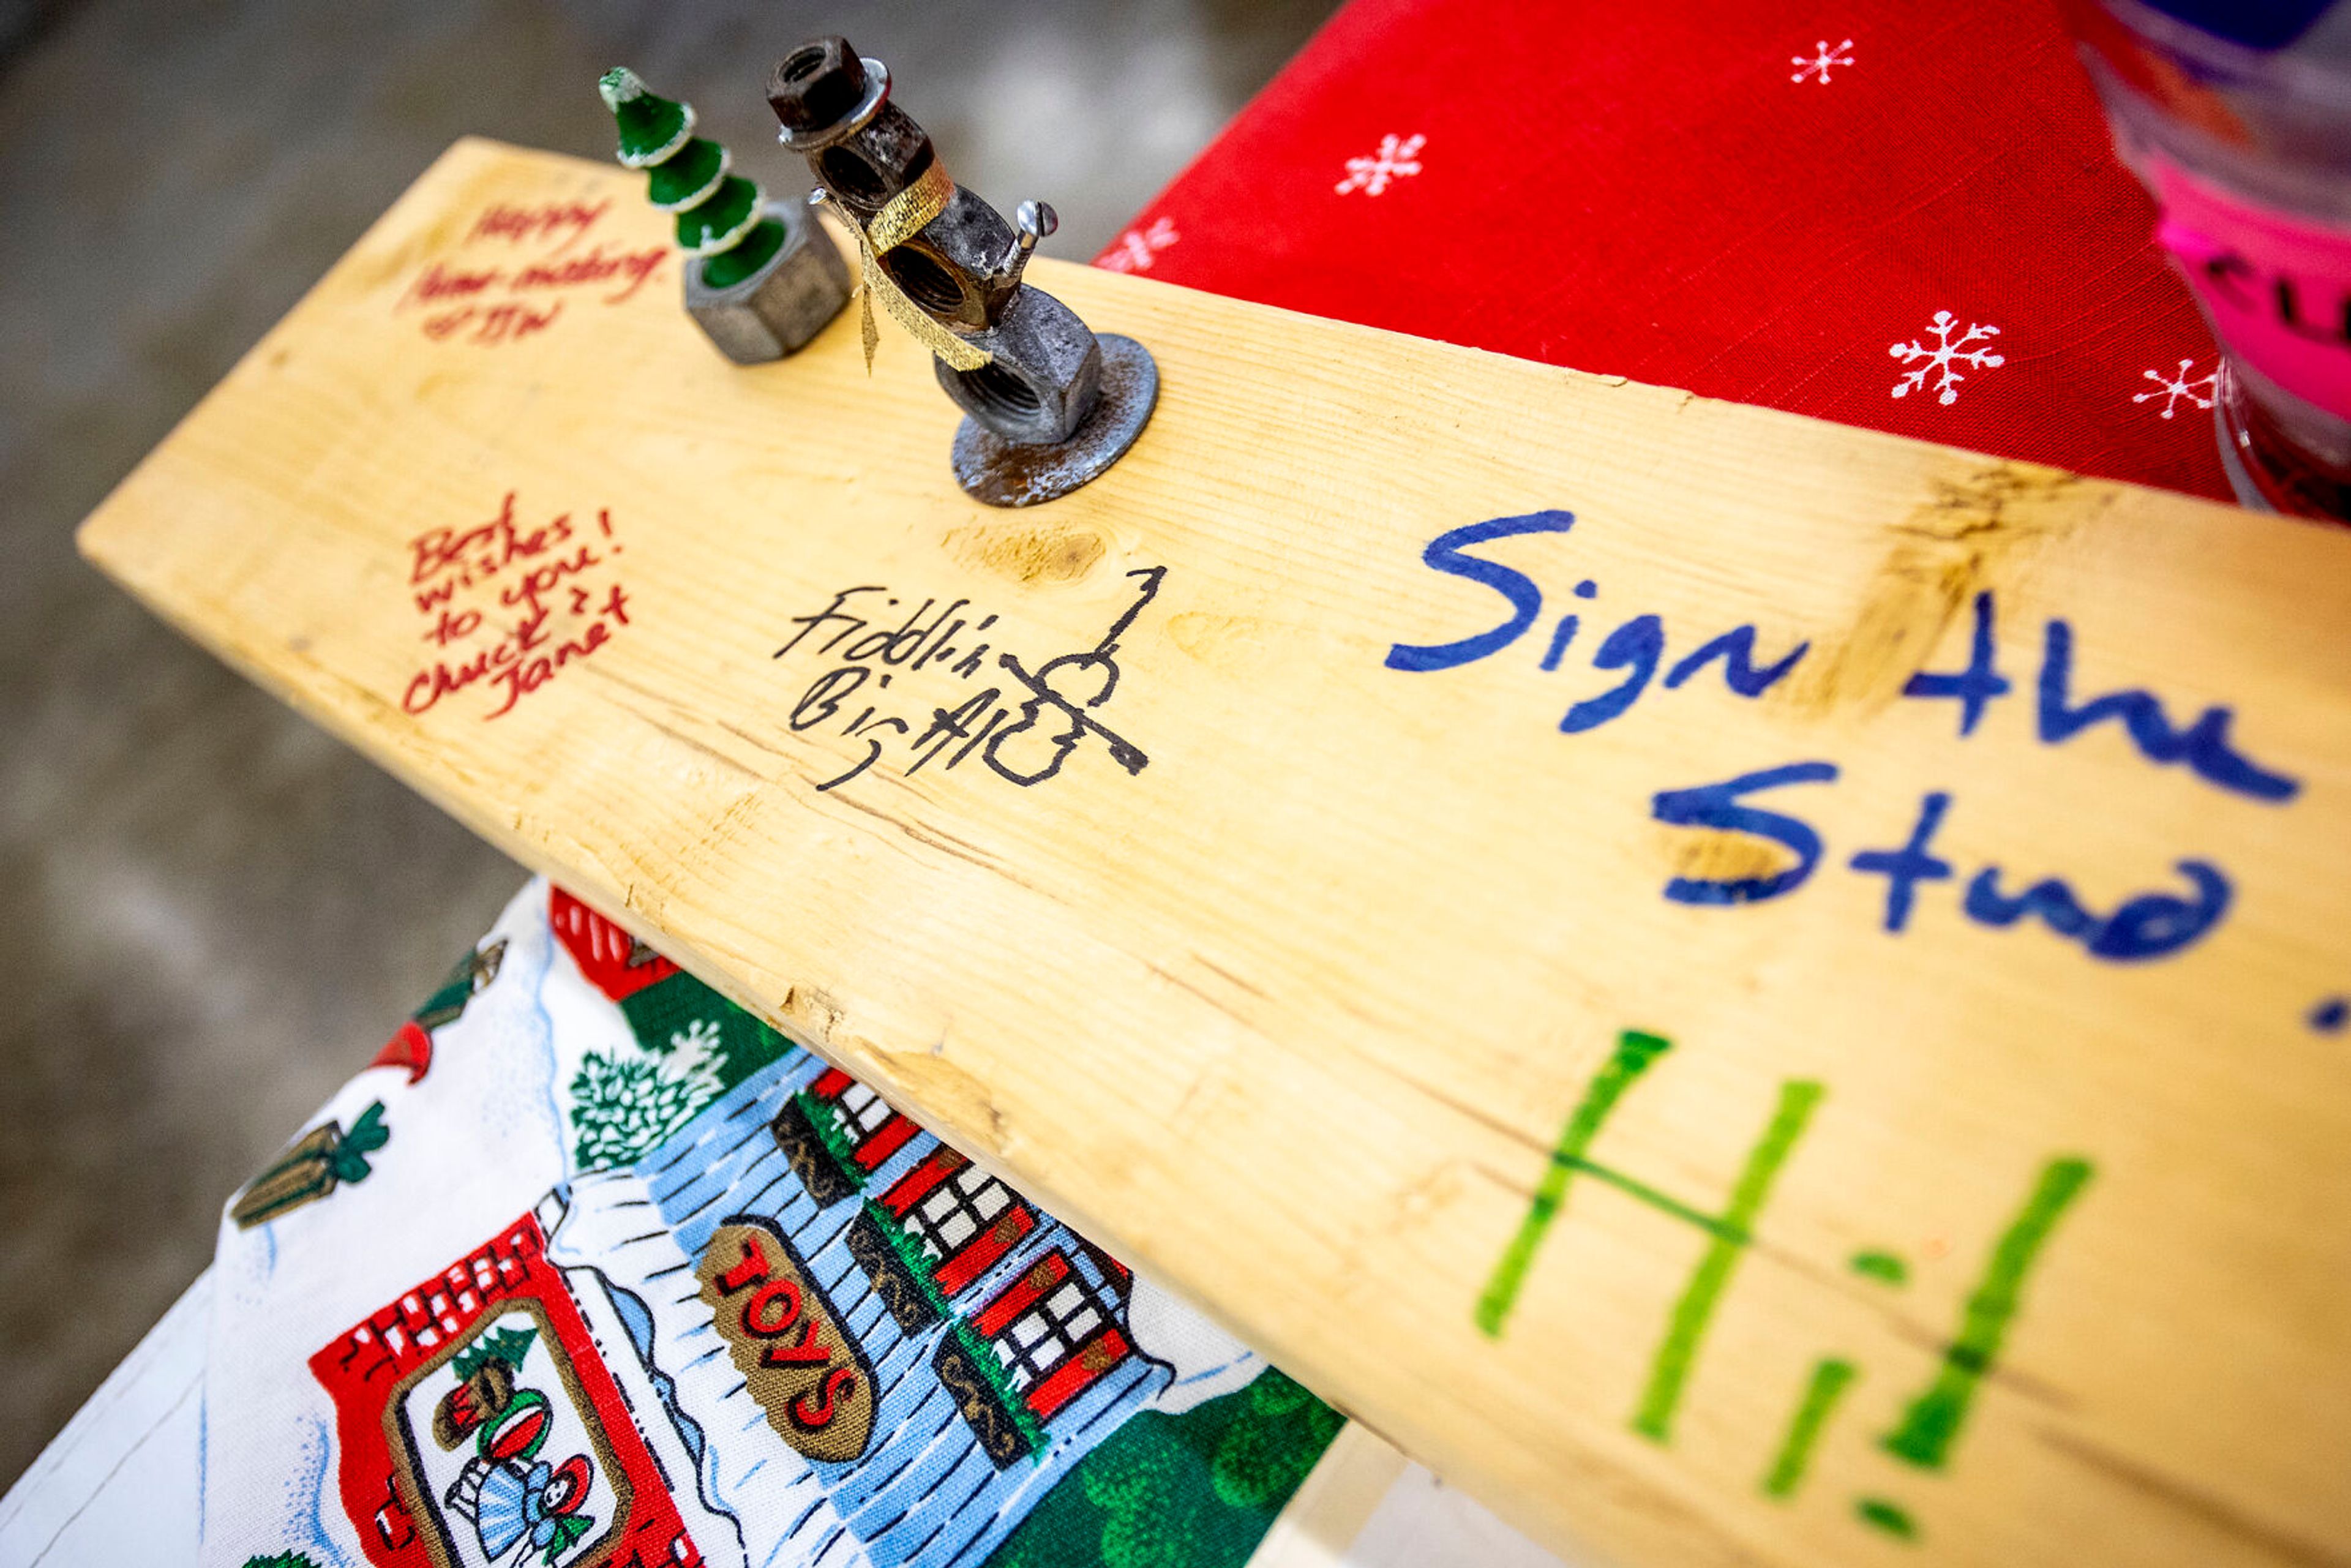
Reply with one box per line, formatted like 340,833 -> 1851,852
468,199 -> 610,250
401,493 -> 633,721
398,198 -> 662,343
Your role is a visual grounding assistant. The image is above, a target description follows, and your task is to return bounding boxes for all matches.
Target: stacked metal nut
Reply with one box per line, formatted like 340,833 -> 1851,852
767,36 -> 1108,448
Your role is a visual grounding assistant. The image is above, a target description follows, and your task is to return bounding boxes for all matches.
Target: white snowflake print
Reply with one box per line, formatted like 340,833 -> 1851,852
1101,216 -> 1179,274
669,1016 -> 723,1057
2134,357 -> 2218,420
1889,310 -> 2005,405
1335,133 -> 1425,197
1791,39 -> 1856,84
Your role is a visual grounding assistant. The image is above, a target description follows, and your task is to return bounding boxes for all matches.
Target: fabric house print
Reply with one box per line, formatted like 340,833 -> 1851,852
783,1067 -> 1141,1457
310,1208 -> 719,1568
541,1045 -> 1252,1568
282,883 -> 1326,1568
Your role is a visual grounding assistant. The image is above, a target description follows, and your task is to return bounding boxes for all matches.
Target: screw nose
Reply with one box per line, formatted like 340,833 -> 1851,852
1015,200 -> 1059,243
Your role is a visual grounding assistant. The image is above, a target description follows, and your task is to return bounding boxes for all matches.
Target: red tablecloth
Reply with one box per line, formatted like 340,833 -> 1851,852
1099,0 -> 2232,503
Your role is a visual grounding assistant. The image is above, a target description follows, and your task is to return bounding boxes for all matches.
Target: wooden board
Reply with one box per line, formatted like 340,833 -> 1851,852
78,138 -> 2351,1568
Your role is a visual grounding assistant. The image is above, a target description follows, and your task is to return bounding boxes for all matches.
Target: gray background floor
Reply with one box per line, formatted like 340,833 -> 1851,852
0,0 -> 1337,1491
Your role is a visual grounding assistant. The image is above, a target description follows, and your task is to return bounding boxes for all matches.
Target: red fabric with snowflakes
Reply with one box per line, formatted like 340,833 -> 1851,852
1098,0 -> 2232,500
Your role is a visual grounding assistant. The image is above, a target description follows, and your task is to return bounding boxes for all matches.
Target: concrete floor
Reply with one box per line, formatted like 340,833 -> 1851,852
0,0 -> 1336,1490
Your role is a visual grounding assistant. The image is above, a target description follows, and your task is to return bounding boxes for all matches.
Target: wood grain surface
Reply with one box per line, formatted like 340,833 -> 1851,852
78,139 -> 2351,1567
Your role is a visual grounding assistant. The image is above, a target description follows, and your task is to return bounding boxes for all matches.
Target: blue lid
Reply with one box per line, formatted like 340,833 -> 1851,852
2139,0 -> 2332,48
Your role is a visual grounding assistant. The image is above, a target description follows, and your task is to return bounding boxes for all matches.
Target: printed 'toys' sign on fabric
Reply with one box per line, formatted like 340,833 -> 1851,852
697,1217 -> 879,1463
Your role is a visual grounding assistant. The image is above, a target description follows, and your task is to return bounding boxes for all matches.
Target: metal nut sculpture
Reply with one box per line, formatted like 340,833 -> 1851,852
767,36 -> 1160,506
600,68 -> 851,364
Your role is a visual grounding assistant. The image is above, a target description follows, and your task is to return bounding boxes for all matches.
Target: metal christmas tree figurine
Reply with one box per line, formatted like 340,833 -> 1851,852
765,36 -> 1159,506
599,67 -> 850,364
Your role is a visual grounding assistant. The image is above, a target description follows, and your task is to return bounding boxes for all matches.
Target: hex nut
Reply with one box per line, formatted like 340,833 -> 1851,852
879,185 -> 1019,330
767,36 -> 866,133
935,285 -> 1103,445
950,334 -> 1158,508
683,200 -> 852,364
808,105 -> 936,217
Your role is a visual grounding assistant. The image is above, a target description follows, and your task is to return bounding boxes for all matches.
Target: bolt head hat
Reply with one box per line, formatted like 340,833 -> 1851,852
768,37 -> 893,151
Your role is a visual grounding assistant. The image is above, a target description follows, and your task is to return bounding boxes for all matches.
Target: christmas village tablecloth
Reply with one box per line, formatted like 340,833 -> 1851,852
199,1 -> 2253,1564
211,883 -> 1359,1568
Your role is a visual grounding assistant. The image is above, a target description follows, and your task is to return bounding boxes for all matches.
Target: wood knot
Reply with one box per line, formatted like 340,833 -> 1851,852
947,523 -> 1105,585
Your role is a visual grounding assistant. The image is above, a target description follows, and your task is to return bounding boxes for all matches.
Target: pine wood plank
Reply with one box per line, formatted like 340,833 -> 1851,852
78,138 -> 2351,1567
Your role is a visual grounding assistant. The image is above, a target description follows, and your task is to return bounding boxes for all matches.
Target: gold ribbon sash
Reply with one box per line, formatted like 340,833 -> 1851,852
850,162 -> 991,373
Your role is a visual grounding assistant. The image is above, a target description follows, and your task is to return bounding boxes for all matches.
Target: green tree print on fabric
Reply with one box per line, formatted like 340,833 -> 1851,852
1087,1467 -> 1194,1568
570,1031 -> 726,1171
984,1369 -> 1344,1568
452,1323 -> 538,1382
1210,1368 -> 1335,1509
618,971 -> 795,1083
242,1555 -> 324,1568
568,971 -> 798,1171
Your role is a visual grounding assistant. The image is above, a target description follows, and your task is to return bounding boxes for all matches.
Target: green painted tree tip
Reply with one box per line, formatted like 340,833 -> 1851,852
597,67 -> 641,107
599,66 -> 696,168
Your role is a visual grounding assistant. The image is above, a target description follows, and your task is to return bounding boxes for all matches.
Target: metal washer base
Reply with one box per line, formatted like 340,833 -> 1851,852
949,334 -> 1158,508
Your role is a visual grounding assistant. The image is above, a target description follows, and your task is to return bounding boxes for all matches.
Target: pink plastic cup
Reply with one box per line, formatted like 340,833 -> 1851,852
2069,0 -> 2351,519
